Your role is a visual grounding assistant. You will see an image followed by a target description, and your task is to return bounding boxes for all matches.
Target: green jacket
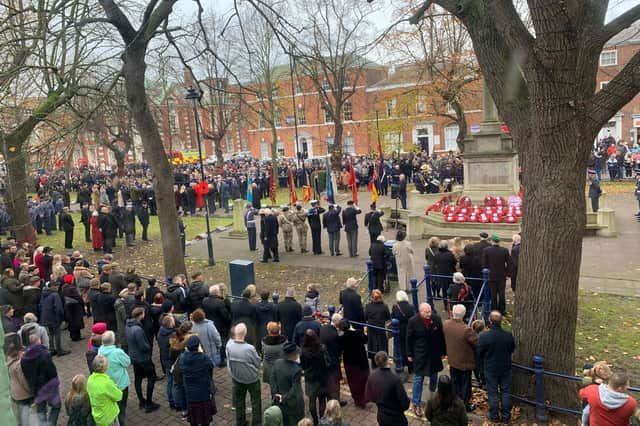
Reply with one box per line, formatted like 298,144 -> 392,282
87,372 -> 122,426
270,359 -> 304,426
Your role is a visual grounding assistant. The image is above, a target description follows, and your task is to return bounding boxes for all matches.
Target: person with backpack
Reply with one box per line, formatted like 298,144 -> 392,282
18,312 -> 49,349
447,272 -> 474,321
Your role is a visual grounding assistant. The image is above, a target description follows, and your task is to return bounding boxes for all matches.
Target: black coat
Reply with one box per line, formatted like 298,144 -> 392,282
60,212 -> 74,232
364,210 -> 384,234
477,324 -> 515,375
406,314 -> 446,376
365,301 -> 390,357
339,287 -> 364,325
188,281 -> 208,311
231,297 -> 257,345
39,288 -> 64,328
341,207 -> 361,232
256,300 -> 277,344
369,241 -> 388,270
319,324 -> 342,370
322,208 -> 342,233
340,328 -> 369,369
365,367 -> 410,423
202,295 -> 231,337
459,254 -> 482,280
61,283 -> 84,333
482,245 -> 513,281
96,292 -> 117,331
391,301 -> 414,363
123,210 -> 136,234
270,359 -> 305,426
21,344 -> 58,396
97,213 -> 118,238
307,207 -> 325,230
262,214 -> 279,248
137,208 -> 150,226
22,286 -> 42,318
276,297 -> 302,342
433,248 -> 456,275
109,273 -> 127,297
300,346 -> 329,395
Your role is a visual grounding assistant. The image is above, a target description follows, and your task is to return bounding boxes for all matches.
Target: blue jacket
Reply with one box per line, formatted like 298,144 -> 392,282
293,317 -> 321,347
125,319 -> 151,363
477,324 -> 515,375
157,326 -> 175,370
179,350 -> 214,402
39,288 -> 64,328
98,344 -> 131,390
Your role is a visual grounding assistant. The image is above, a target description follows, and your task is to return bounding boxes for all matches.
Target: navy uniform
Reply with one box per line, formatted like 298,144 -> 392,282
307,200 -> 326,255
137,201 -> 150,241
342,200 -> 362,257
364,203 -> 384,243
244,205 -> 258,251
322,204 -> 342,256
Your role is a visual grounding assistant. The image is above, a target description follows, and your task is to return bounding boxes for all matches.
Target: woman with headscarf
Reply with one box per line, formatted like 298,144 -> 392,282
392,230 -> 415,292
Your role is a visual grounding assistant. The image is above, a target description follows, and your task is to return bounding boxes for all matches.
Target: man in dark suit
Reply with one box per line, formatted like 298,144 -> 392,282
80,203 -> 91,242
137,201 -> 150,241
307,200 -> 325,255
341,200 -> 361,257
339,277 -> 364,328
60,207 -> 75,249
588,170 -> 602,212
399,174 -> 408,209
474,232 -> 491,258
364,203 -> 384,243
482,235 -> 514,314
261,208 -> 279,262
322,204 -> 342,256
369,235 -> 388,292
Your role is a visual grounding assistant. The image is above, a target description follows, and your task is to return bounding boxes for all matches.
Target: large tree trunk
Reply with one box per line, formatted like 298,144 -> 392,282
331,119 -> 344,171
113,150 -> 126,177
3,142 -> 35,244
123,46 -> 186,276
213,137 -> 224,167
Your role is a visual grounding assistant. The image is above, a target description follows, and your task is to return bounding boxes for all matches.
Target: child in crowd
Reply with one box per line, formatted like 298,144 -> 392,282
64,374 -> 93,426
581,361 -> 612,425
304,283 -> 320,314
86,335 -> 102,373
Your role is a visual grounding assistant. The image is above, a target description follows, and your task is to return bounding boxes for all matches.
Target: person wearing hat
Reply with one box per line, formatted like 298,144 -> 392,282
123,203 -> 136,247
473,232 -> 491,258
307,200 -> 326,255
481,235 -> 513,315
277,205 -> 295,253
291,202 -> 309,253
292,305 -> 321,347
60,206 -> 75,249
364,203 -> 384,244
179,335 -> 217,425
323,203 -> 342,256
245,204 -> 259,251
62,274 -> 85,341
587,170 -> 602,213
270,342 -> 305,426
137,200 -> 150,241
342,200 -> 362,257
40,280 -> 70,356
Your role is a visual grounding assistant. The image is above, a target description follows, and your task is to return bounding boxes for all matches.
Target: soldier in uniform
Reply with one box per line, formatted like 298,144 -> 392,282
364,202 -> 384,243
292,202 -> 309,253
342,200 -> 362,257
307,200 -> 326,255
244,204 -> 258,251
277,205 -> 295,252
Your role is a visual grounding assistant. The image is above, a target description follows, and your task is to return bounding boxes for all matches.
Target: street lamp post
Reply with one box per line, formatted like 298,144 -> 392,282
185,86 -> 215,266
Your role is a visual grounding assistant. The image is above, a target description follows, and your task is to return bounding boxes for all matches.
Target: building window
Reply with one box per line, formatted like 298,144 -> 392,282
327,136 -> 334,146
274,108 -> 281,127
324,107 -> 333,123
261,141 -> 269,159
258,111 -> 265,129
447,102 -> 456,114
241,139 -> 248,151
322,79 -> 330,91
277,140 -> 284,156
384,132 -> 403,151
416,95 -> 427,114
271,87 -> 279,98
386,98 -> 397,118
295,81 -> 303,94
225,136 -> 234,153
343,75 -> 350,87
344,135 -> 355,154
343,101 -> 353,121
600,81 -> 610,90
600,50 -> 617,66
444,124 -> 459,151
297,107 -> 306,125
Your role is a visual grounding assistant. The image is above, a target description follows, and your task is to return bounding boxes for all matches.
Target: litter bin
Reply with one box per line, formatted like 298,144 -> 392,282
229,259 -> 255,297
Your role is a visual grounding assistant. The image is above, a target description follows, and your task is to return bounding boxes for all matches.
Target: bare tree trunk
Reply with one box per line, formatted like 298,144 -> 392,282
3,143 -> 35,243
113,150 -> 126,177
213,137 -> 224,166
123,47 -> 186,276
331,120 -> 344,171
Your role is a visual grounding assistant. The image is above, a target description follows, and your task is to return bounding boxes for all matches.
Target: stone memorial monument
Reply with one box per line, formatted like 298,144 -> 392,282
463,84 -> 519,199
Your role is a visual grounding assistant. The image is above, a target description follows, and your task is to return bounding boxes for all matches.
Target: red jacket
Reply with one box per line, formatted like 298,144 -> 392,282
579,384 -> 637,426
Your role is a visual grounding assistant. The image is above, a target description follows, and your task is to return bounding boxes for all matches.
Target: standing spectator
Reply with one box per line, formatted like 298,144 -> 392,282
40,281 -> 70,356
245,204 -> 259,251
510,234 -> 521,293
1,304 -> 19,334
368,236 -> 387,292
1,268 -> 23,317
179,335 -> 217,426
443,304 -> 478,411
64,374 -> 93,426
5,335 -> 33,426
364,290 -> 390,369
318,399 -> 350,426
126,307 -> 159,412
460,244 -> 482,298
293,305 -> 321,347
270,342 -> 305,426
123,204 -> 136,246
339,278 -> 365,328
276,287 -> 303,342
482,235 -> 513,315
170,321 -> 195,418
190,308 -> 222,367
256,290 -> 277,353
226,323 -> 262,426
187,272 -> 208,311
97,283 -> 117,333
477,311 -> 515,424
365,351 -> 410,426
157,315 -> 176,409
320,313 -> 345,405
392,230 -> 415,291
579,370 -> 637,426
22,275 -> 42,319
231,286 -> 258,346
304,284 -> 320,314
300,330 -> 330,425
88,278 -> 102,322
80,203 -> 91,243
425,375 -> 468,425
307,200 -> 325,255
90,211 -> 103,252
588,171 -> 602,213
108,263 -> 127,298
202,284 -> 231,365
634,171 -> 640,217
339,320 -> 369,408
21,334 -> 62,425
406,303 -> 446,417
322,204 -> 342,256
391,290 -> 415,374
87,355 -> 123,426
114,289 -> 129,350
424,237 -> 440,268
341,200 -> 361,258
433,240 -> 456,304
62,274 -> 84,341
144,278 -> 161,305
262,321 -> 287,392
261,208 -> 280,262
60,207 -> 75,249
18,312 -> 49,349
167,274 -> 189,319
98,331 -> 131,426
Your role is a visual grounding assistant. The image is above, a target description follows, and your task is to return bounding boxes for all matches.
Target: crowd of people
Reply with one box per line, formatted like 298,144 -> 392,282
589,135 -> 640,182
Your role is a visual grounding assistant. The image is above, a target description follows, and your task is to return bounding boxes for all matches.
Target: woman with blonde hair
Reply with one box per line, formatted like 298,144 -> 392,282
65,374 -> 92,425
319,399 -> 350,426
424,237 -> 440,267
51,254 -> 66,283
364,289 -> 390,369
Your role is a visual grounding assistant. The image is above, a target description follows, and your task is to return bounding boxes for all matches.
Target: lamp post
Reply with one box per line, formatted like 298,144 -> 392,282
185,86 -> 215,266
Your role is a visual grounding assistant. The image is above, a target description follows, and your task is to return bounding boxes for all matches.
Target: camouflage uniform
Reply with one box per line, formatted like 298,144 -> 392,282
291,206 -> 309,253
277,208 -> 294,252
